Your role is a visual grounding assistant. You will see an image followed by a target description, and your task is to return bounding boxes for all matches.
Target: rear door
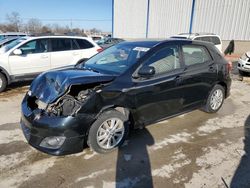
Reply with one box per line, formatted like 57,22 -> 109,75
180,44 -> 218,110
75,38 -> 98,59
8,38 -> 50,76
50,38 -> 73,68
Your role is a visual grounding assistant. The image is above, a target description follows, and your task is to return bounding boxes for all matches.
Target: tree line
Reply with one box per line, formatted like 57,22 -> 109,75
0,12 -> 103,36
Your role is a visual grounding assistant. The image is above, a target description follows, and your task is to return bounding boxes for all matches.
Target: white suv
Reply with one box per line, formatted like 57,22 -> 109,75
171,33 -> 222,52
0,35 -> 102,92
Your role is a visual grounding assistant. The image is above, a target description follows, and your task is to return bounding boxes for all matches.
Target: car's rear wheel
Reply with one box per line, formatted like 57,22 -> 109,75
202,84 -> 225,113
0,73 -> 7,93
239,70 -> 245,76
88,110 -> 129,154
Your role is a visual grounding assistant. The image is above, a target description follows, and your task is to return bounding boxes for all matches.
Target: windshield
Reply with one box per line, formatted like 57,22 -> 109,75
1,37 -> 27,53
79,43 -> 151,75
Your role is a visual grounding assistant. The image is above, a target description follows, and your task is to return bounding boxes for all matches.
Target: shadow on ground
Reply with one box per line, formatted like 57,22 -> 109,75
116,128 -> 154,188
230,115 -> 250,188
0,81 -> 31,98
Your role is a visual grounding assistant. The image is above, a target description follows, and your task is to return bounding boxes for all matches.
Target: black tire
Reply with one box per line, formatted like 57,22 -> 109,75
0,73 -> 7,93
201,84 -> 225,113
88,110 -> 129,154
239,70 -> 245,76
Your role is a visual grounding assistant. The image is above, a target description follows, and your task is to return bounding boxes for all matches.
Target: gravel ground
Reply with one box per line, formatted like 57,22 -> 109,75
0,74 -> 250,188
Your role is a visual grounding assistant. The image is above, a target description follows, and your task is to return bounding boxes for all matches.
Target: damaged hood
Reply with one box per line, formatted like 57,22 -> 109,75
29,68 -> 116,104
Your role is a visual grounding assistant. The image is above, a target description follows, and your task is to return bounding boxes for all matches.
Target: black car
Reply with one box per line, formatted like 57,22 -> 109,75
21,39 -> 231,155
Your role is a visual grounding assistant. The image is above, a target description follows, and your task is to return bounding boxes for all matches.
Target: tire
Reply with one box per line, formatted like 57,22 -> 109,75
239,70 -> 245,76
0,73 -> 7,93
201,84 -> 225,113
88,110 -> 129,154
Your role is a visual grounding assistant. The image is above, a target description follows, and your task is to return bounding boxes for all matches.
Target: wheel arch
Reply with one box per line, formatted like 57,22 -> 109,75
0,66 -> 11,84
216,81 -> 227,97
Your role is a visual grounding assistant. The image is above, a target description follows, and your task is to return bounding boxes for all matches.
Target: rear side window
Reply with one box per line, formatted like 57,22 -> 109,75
210,37 -> 221,45
194,36 -> 221,45
183,45 -> 212,66
75,39 -> 94,49
51,38 -> 71,52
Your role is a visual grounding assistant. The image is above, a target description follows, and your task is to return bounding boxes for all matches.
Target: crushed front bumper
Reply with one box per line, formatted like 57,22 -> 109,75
20,94 -> 95,156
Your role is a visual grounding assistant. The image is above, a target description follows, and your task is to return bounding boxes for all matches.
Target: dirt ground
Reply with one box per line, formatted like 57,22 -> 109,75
0,72 -> 250,188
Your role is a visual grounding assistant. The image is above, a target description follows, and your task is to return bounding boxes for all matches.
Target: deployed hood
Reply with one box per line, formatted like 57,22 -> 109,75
29,68 -> 116,104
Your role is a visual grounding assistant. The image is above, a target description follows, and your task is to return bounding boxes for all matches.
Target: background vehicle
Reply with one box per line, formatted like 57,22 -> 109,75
171,33 -> 222,52
238,51 -> 250,75
0,36 -> 19,48
97,37 -> 125,49
0,35 -> 101,92
21,39 -> 231,155
0,32 -> 27,41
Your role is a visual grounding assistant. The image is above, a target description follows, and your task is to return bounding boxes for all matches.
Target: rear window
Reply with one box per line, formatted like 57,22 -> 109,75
75,39 -> 94,49
194,36 -> 221,45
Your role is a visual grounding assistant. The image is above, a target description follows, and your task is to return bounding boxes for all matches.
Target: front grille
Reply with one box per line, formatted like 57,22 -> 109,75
21,122 -> 31,141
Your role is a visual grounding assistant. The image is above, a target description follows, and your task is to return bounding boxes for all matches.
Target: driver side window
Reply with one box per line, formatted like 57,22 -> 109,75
18,39 -> 48,55
144,45 -> 180,75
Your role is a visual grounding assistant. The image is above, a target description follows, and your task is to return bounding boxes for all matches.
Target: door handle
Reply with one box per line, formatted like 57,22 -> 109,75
209,66 -> 216,72
41,55 -> 49,58
73,52 -> 79,55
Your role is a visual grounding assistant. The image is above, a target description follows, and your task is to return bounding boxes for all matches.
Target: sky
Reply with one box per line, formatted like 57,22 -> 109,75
0,0 -> 112,32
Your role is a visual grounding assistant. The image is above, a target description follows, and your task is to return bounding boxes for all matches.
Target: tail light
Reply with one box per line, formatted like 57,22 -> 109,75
227,61 -> 233,72
97,48 -> 103,53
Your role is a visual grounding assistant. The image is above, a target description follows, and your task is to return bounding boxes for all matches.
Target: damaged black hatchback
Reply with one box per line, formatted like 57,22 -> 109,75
21,39 -> 231,155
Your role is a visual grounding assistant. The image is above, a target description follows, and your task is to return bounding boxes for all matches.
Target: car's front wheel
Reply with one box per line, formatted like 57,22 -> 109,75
88,110 -> 129,154
0,73 -> 7,93
202,84 -> 225,113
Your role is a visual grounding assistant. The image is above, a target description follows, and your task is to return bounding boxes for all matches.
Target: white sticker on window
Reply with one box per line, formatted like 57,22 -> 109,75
133,47 -> 150,52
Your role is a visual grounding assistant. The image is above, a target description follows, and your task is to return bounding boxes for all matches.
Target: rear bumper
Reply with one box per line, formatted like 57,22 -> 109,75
20,94 -> 95,156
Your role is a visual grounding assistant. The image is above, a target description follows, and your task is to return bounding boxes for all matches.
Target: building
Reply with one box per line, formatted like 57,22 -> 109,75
113,0 -> 250,41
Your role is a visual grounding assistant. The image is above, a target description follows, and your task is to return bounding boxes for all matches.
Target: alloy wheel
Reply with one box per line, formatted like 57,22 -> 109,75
210,89 -> 223,110
96,118 -> 125,149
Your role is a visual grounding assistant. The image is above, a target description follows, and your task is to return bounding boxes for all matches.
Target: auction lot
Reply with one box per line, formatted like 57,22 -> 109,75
0,73 -> 250,188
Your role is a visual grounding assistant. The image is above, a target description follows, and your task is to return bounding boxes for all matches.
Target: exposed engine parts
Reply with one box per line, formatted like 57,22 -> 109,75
46,89 -> 94,116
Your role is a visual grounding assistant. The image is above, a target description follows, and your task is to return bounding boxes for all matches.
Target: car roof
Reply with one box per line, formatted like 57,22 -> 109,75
171,33 -> 220,39
118,38 -> 215,49
23,35 -> 94,41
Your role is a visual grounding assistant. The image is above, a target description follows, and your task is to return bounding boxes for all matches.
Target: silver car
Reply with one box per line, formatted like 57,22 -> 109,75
238,52 -> 250,75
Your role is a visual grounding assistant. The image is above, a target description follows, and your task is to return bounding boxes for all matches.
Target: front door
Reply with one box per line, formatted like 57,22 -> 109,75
9,39 -> 50,76
132,44 -> 185,125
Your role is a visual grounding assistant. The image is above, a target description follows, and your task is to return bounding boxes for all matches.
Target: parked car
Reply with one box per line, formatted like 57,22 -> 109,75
0,36 -> 19,48
171,33 -> 222,52
0,35 -> 102,92
97,37 -> 125,49
0,32 -> 27,41
238,51 -> 250,75
21,39 -> 231,155
91,35 -> 104,43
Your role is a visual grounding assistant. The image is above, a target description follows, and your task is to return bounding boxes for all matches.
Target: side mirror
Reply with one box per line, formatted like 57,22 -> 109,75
138,66 -> 155,78
75,58 -> 89,67
13,49 -> 22,55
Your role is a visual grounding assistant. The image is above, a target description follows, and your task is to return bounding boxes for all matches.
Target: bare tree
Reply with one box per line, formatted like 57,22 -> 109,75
26,18 -> 42,33
6,12 -> 22,32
